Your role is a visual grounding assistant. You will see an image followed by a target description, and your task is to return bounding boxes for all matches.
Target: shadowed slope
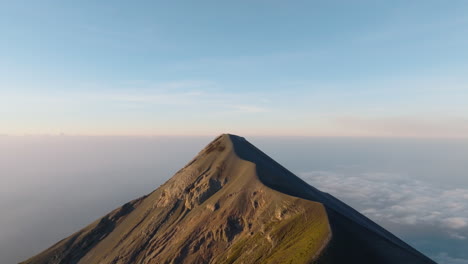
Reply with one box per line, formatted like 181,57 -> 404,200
21,134 -> 332,264
229,134 -> 437,264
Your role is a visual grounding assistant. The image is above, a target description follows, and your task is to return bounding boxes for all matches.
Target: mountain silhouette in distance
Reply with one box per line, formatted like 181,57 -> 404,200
22,134 -> 437,264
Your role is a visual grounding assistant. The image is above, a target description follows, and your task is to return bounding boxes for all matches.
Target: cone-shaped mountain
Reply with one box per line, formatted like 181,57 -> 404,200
21,134 -> 437,264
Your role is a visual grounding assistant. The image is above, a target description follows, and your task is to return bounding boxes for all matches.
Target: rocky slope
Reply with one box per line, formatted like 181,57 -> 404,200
21,134 -> 437,264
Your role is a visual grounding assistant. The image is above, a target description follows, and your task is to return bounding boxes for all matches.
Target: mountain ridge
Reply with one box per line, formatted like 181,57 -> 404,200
21,134 -> 437,264
228,134 -> 435,263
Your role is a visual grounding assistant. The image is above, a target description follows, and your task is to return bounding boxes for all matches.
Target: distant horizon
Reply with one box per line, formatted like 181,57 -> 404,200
1,136 -> 467,263
3,133 -> 468,139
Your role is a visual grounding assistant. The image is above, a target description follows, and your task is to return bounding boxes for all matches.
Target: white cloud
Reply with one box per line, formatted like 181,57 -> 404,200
300,170 -> 468,262
449,233 -> 467,240
433,253 -> 468,264
300,170 -> 468,237
443,217 -> 468,230
229,105 -> 269,113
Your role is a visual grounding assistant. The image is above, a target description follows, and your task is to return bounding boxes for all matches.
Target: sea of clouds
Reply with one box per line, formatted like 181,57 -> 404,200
301,170 -> 468,264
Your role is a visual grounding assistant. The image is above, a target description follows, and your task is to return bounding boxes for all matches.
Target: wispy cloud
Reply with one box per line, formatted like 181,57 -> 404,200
443,217 -> 468,230
228,105 -> 270,113
433,253 -> 468,264
0,80 -> 269,109
0,80 -> 273,135
106,91 -> 204,105
2,76 -> 467,136
331,116 -> 468,138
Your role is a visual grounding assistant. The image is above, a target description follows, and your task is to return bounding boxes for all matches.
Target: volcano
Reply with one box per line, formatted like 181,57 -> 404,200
22,134 -> 436,264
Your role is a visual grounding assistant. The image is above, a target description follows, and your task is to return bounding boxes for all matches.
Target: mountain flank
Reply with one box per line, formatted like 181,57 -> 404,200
21,134 -> 437,264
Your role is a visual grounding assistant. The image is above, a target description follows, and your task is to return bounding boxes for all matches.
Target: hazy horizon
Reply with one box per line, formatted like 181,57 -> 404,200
1,136 -> 467,263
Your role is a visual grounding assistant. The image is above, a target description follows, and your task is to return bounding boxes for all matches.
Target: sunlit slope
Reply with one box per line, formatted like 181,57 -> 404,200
22,135 -> 331,264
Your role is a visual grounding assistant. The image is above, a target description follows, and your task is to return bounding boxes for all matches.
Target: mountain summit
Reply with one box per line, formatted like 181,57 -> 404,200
22,134 -> 436,264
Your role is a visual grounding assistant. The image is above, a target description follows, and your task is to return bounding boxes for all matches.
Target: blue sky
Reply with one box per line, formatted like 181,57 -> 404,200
1,0 -> 467,136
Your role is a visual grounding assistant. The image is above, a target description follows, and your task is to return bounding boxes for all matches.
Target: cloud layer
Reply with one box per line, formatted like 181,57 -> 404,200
300,170 -> 468,263
301,171 -> 468,236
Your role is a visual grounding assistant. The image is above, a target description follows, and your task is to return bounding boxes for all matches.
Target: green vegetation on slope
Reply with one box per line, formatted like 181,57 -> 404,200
219,202 -> 331,264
